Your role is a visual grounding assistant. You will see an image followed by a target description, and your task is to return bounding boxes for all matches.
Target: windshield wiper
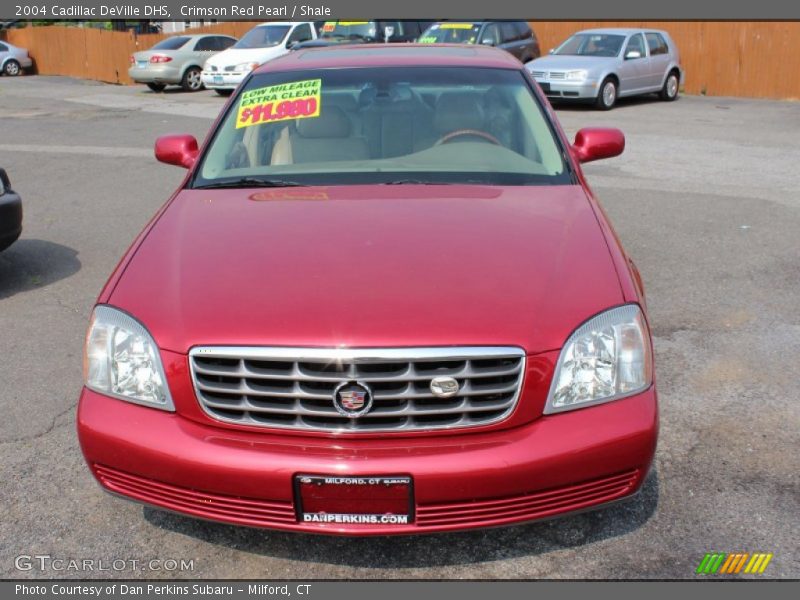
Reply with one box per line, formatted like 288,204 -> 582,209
194,178 -> 308,190
382,180 -> 453,185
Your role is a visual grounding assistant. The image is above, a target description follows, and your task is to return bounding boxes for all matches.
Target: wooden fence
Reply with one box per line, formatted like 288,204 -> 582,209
4,21 -> 800,100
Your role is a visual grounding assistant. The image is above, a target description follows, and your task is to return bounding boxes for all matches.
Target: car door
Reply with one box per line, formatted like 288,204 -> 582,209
192,36 -> 217,69
498,22 -> 522,58
0,42 -> 9,67
645,32 -> 671,89
617,33 -> 650,95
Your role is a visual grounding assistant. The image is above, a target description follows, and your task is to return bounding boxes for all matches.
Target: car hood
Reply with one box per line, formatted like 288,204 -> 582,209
528,55 -> 615,71
204,47 -> 284,67
109,185 -> 623,354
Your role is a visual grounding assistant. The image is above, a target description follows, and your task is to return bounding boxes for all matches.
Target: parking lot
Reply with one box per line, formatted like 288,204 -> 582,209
0,76 -> 798,579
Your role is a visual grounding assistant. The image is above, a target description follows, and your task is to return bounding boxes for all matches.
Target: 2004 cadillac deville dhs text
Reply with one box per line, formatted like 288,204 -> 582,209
77,44 -> 658,535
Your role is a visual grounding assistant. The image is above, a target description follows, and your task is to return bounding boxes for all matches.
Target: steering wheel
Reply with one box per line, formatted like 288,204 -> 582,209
434,129 -> 502,146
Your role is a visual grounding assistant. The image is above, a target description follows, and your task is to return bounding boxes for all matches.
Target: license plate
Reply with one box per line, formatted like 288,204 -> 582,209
213,75 -> 223,85
136,61 -> 148,69
538,82 -> 551,92
295,475 -> 413,525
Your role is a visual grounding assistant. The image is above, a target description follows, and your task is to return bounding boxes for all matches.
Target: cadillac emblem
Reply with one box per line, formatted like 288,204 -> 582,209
333,381 -> 373,418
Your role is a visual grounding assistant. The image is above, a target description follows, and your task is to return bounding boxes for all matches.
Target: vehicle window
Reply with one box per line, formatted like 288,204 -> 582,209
152,36 -> 190,51
320,21 -> 379,42
500,23 -> 519,43
480,24 -> 502,46
0,43 -> 8,52
401,22 -> 421,38
194,67 -> 568,188
218,36 -> 237,50
645,32 -> 669,55
418,23 -> 481,44
287,23 -> 313,45
514,22 -> 532,39
553,33 -> 626,57
625,34 -> 646,58
234,25 -> 291,49
193,37 -> 216,51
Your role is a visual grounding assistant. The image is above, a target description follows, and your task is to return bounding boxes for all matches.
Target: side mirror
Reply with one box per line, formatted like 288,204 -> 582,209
383,25 -> 395,42
287,39 -> 298,49
572,128 -> 625,163
155,134 -> 199,169
625,50 -> 642,60
548,48 -> 554,54
0,167 -> 10,194
481,38 -> 495,46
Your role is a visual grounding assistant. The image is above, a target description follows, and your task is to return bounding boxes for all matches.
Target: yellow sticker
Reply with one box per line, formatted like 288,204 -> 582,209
236,79 -> 321,129
418,36 -> 437,44
440,23 -> 475,29
338,21 -> 368,25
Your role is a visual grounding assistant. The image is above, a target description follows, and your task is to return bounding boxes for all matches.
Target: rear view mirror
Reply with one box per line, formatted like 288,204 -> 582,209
572,128 -> 625,163
155,135 -> 199,169
0,168 -> 10,194
625,50 -> 642,60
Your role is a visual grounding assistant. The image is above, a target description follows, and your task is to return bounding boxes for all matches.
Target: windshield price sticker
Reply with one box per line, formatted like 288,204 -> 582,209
236,79 -> 321,129
322,21 -> 336,32
419,36 -> 437,44
440,23 -> 475,29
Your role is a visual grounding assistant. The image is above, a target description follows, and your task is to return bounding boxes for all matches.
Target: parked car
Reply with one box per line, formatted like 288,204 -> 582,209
78,44 -> 657,535
129,34 -> 237,92
527,28 -> 683,109
296,20 -> 435,48
418,21 -> 540,63
202,22 -> 317,96
0,41 -> 32,76
0,168 -> 22,252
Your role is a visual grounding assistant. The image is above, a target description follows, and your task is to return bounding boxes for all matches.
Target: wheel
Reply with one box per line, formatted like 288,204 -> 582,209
659,71 -> 679,101
595,77 -> 617,110
181,67 -> 203,92
3,59 -> 21,76
146,82 -> 166,92
215,89 -> 233,97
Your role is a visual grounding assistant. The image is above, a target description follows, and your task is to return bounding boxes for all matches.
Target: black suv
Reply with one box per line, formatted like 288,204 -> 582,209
418,21 -> 540,63
299,21 -> 435,48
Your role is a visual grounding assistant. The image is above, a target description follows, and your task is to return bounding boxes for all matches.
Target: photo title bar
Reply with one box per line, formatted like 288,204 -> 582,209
2,0 -> 799,21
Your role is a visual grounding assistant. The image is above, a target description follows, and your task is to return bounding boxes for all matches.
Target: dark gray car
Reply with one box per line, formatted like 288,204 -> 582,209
419,21 -> 540,63
0,168 -> 22,252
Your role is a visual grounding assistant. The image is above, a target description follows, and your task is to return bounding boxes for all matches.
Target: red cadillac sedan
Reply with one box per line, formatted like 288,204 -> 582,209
78,44 -> 657,535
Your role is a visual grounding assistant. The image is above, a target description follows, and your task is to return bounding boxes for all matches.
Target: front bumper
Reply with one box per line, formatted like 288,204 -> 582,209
78,385 -> 658,535
201,71 -> 247,90
534,78 -> 599,100
128,65 -> 182,85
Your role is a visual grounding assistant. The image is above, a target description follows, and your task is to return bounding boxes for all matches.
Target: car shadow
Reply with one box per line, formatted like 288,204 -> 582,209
0,239 -> 81,299
143,468 -> 659,568
551,94 -> 669,112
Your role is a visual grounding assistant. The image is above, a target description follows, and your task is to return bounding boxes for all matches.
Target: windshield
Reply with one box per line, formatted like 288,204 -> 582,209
554,33 -> 626,57
419,23 -> 482,44
320,21 -> 378,41
193,66 -> 569,188
233,25 -> 290,49
152,36 -> 190,51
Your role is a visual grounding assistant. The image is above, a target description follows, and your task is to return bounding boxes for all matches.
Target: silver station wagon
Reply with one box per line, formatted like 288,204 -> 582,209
526,28 -> 683,109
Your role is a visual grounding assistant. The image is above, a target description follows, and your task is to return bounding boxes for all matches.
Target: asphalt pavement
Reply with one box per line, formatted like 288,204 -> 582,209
0,76 -> 798,579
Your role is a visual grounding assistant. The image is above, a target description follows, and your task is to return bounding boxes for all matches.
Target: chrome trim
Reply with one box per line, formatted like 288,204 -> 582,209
189,346 -> 526,433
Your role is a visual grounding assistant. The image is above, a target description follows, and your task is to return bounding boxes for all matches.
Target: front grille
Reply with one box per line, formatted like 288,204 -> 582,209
190,347 -> 525,432
530,70 -> 546,78
416,469 -> 640,527
224,65 -> 237,72
548,71 -> 566,80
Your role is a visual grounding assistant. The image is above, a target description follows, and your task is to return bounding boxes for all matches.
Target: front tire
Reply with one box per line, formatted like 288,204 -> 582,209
181,67 -> 203,92
595,77 -> 617,110
146,82 -> 166,92
3,59 -> 21,76
659,71 -> 679,101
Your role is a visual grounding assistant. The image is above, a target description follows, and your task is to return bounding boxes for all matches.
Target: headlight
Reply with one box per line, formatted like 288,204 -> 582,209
235,62 -> 259,72
565,70 -> 588,81
545,304 -> 652,414
83,305 -> 174,411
